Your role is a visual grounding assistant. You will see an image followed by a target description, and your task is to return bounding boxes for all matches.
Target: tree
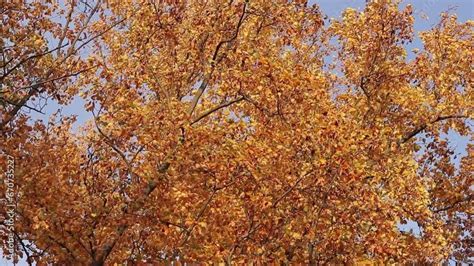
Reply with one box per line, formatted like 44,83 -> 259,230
1,0 -> 472,264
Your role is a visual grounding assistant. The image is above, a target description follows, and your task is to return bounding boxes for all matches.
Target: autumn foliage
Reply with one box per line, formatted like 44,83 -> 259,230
0,0 -> 473,264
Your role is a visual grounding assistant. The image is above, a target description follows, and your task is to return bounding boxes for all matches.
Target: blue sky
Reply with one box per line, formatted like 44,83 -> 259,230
33,0 -> 473,129
3,1 -> 473,265
311,0 -> 472,249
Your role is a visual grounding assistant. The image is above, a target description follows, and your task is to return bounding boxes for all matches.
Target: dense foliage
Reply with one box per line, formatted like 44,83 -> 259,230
1,0 -> 472,264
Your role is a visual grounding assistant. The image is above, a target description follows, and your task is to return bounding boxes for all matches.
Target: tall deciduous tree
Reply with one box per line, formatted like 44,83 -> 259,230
1,0 -> 472,264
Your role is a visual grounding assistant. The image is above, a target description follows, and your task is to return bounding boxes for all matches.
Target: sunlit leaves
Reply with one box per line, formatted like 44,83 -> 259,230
0,0 -> 472,265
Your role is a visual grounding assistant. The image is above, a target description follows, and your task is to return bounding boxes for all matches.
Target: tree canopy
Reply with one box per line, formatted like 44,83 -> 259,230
1,0 -> 472,264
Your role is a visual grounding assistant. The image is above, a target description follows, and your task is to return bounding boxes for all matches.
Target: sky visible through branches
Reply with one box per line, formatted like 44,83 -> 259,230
2,0 -> 472,265
29,0 -> 472,155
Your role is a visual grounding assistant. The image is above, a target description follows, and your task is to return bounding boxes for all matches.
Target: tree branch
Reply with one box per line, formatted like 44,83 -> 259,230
91,159 -> 170,265
400,115 -> 469,144
66,0 -> 101,58
187,73 -> 211,116
187,2 -> 247,117
90,5 -> 248,264
431,195 -> 473,213
179,188 -> 218,246
0,43 -> 69,82
190,96 -> 244,125
272,168 -> 314,208
16,66 -> 95,91
0,96 -> 45,114
0,87 -> 37,131
0,1 -> 131,132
